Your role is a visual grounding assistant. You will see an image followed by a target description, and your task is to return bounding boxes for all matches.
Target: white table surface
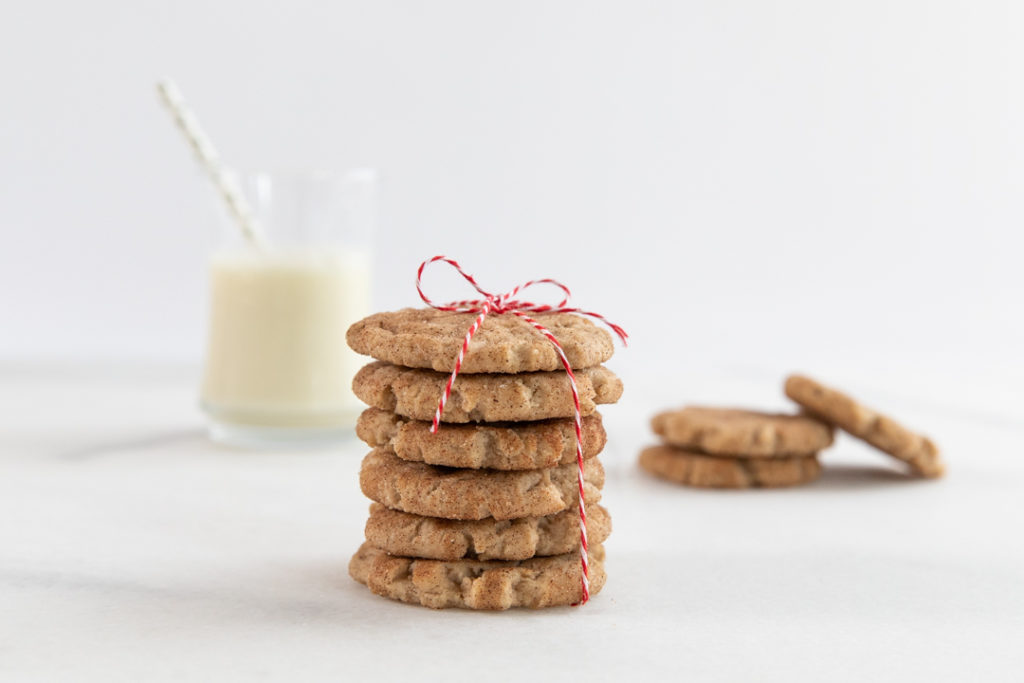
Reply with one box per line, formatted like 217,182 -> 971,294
2,362 -> 1022,682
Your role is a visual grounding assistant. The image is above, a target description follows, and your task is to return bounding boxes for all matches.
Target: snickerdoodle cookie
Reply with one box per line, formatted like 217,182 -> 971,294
359,447 -> 604,520
364,502 -> 611,561
347,308 -> 614,374
639,445 -> 821,488
651,406 -> 833,457
352,361 -> 623,423
356,408 -> 606,470
784,374 -> 944,478
349,541 -> 606,610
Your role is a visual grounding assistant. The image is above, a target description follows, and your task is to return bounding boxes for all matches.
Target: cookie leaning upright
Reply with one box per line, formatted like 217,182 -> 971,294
784,374 -> 945,478
345,256 -> 627,610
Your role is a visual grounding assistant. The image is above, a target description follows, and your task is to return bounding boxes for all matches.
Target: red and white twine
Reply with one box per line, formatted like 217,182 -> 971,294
415,255 -> 627,605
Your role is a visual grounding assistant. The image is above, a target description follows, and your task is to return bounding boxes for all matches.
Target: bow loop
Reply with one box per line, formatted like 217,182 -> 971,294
416,255 -> 628,345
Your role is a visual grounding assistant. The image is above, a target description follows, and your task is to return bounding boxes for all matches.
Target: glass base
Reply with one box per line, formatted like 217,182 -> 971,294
206,417 -> 356,450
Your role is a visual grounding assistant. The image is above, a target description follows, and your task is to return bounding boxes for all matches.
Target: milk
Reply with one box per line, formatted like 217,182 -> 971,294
201,248 -> 370,432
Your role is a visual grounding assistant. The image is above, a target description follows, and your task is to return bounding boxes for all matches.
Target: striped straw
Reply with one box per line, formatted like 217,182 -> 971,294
156,79 -> 264,247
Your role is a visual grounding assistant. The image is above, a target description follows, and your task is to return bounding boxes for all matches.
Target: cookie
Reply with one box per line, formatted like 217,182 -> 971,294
651,406 -> 833,457
360,447 -> 604,520
638,445 -> 821,488
784,375 -> 944,478
352,361 -> 623,423
356,408 -> 607,470
349,541 -> 606,610
364,502 -> 612,561
346,308 -> 615,374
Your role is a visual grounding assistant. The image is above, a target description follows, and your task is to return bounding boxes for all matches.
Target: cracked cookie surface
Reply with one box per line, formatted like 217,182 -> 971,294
356,407 -> 606,470
349,541 -> 605,609
359,447 -> 604,520
346,307 -> 614,373
639,445 -> 821,488
352,361 -> 623,423
651,406 -> 833,457
784,374 -> 944,478
364,502 -> 611,561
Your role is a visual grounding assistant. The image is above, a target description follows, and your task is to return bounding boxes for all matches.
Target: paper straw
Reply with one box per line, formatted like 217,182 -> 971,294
156,79 -> 264,247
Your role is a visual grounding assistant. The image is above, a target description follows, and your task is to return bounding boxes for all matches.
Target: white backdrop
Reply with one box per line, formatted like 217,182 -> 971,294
3,5 -> 1024,680
1,0 -> 1022,408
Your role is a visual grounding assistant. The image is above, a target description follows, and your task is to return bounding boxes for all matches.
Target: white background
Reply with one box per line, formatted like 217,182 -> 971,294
2,1 -> 1023,388
2,2 -> 1023,681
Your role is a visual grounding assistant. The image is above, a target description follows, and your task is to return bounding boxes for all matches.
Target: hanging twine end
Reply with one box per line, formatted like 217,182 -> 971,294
609,323 -> 629,346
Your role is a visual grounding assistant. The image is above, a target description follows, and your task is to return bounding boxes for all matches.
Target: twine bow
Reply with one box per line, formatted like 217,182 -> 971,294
415,255 -> 627,605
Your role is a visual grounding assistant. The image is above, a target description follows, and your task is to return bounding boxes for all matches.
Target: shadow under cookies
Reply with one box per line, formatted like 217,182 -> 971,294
808,463 -> 922,491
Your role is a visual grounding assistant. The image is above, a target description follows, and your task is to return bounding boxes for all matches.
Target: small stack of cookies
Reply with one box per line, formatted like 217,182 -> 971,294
345,308 -> 624,609
639,407 -> 834,488
639,374 -> 945,488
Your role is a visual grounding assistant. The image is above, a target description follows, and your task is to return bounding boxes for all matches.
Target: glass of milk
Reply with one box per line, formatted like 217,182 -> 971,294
201,170 -> 374,448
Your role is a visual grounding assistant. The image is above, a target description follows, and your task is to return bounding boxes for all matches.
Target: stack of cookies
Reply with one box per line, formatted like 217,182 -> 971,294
639,407 -> 834,488
345,308 -> 624,609
639,374 -> 945,488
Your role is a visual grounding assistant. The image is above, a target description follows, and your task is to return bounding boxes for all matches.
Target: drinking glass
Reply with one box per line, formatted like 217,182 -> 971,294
201,170 -> 375,448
